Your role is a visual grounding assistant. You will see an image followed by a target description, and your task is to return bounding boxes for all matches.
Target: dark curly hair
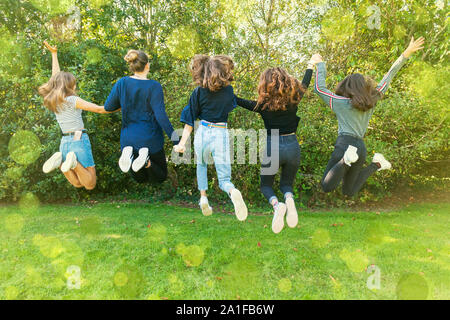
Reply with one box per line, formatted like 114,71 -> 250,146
190,54 -> 234,92
256,67 -> 305,111
335,73 -> 382,111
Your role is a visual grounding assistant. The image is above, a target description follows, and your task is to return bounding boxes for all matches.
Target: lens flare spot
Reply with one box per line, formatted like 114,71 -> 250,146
19,193 -> 40,214
114,272 -> 128,287
278,278 -> 292,293
339,249 -> 369,273
146,223 -> 167,242
396,273 -> 429,300
5,167 -> 24,181
8,130 -> 41,165
4,214 -> 25,234
4,286 -> 19,300
86,48 -> 102,64
30,0 -> 75,14
113,265 -> 145,298
176,243 -> 205,267
311,228 -> 331,248
321,8 -> 355,42
166,26 -> 200,60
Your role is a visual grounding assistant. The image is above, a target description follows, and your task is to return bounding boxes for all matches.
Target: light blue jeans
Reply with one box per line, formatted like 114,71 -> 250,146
194,123 -> 235,193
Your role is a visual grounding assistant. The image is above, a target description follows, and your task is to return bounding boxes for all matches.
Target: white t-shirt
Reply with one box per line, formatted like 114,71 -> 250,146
55,95 -> 84,133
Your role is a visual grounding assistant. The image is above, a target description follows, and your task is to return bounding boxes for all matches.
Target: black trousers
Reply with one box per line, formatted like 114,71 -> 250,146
260,134 -> 301,203
130,148 -> 168,184
321,134 -> 378,196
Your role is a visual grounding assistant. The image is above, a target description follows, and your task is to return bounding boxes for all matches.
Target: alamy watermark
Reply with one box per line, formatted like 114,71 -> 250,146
170,123 -> 287,175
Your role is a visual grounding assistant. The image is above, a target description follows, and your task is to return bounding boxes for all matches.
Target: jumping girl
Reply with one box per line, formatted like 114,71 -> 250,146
313,37 -> 425,196
104,50 -> 179,184
234,56 -> 317,234
39,41 -> 111,190
173,55 -> 248,221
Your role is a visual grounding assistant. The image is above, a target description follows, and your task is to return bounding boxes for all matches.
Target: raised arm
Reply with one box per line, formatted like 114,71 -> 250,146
44,41 -> 60,76
312,54 -> 349,109
376,36 -> 425,94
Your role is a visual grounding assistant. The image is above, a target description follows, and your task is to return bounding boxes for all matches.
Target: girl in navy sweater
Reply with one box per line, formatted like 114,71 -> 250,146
105,50 -> 179,184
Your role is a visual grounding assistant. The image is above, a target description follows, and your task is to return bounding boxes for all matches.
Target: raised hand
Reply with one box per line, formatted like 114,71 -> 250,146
403,36 -> 425,58
309,53 -> 323,65
44,41 -> 57,54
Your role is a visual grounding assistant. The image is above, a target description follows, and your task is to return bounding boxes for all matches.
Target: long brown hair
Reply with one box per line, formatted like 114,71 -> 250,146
124,50 -> 149,73
190,54 -> 234,92
38,71 -> 77,113
256,67 -> 304,111
335,73 -> 382,111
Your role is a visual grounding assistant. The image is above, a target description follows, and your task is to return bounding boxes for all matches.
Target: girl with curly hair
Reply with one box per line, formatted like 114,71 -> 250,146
174,54 -> 248,222
234,57 -> 316,234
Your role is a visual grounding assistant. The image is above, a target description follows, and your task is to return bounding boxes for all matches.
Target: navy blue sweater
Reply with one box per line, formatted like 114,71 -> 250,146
104,77 -> 179,153
180,85 -> 237,126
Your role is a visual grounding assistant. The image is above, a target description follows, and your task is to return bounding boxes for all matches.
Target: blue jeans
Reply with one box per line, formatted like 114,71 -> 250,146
59,133 -> 95,168
194,122 -> 235,193
260,134 -> 301,203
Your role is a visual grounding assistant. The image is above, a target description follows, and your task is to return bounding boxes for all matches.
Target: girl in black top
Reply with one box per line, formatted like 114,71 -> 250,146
235,57 -> 315,234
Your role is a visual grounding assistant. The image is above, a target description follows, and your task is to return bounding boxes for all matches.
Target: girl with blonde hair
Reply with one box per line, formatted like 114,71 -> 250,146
39,41 -> 112,190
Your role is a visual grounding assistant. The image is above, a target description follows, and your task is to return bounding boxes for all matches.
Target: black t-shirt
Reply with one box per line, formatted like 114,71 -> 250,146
235,69 -> 312,135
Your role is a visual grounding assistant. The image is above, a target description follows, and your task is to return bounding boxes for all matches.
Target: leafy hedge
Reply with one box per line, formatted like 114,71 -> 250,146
0,0 -> 448,206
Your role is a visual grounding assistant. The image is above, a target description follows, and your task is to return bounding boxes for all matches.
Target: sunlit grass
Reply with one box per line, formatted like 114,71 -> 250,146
0,202 -> 448,300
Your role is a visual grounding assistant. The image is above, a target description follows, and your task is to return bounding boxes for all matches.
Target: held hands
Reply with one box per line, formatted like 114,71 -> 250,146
309,53 -> 323,66
403,36 -> 425,58
173,144 -> 186,153
44,41 -> 57,54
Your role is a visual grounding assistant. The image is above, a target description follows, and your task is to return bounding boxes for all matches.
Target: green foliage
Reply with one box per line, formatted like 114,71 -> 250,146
0,0 -> 448,206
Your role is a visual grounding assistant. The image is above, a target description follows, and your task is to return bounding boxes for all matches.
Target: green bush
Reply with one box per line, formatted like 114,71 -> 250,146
0,0 -> 448,206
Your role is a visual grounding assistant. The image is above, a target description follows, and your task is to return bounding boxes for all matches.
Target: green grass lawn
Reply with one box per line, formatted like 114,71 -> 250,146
0,201 -> 449,300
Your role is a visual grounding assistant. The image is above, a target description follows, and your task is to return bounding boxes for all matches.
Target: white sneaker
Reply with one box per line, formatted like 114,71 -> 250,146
373,153 -> 392,171
285,197 -> 298,228
132,148 -> 149,172
230,189 -> 248,221
61,152 -> 77,173
272,203 -> 287,234
343,145 -> 359,166
119,146 -> 133,173
43,152 -> 62,173
199,197 -> 212,216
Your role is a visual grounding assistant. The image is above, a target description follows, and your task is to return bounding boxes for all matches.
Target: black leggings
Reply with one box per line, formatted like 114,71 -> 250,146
260,135 -> 301,203
321,134 -> 378,196
130,148 -> 168,184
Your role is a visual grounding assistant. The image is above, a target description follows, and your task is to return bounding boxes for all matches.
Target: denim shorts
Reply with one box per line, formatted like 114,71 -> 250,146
59,133 -> 95,168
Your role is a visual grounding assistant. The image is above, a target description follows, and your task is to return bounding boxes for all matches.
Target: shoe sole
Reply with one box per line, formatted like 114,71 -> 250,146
200,203 -> 212,216
43,152 -> 62,173
132,148 -> 149,172
272,203 -> 286,234
230,189 -> 248,221
285,198 -> 298,228
119,146 -> 133,173
61,152 -> 77,173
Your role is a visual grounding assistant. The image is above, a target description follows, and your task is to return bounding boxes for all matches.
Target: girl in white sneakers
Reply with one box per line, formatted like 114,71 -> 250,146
313,37 -> 425,196
39,41 -> 112,190
174,55 -> 248,221
104,50 -> 179,184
